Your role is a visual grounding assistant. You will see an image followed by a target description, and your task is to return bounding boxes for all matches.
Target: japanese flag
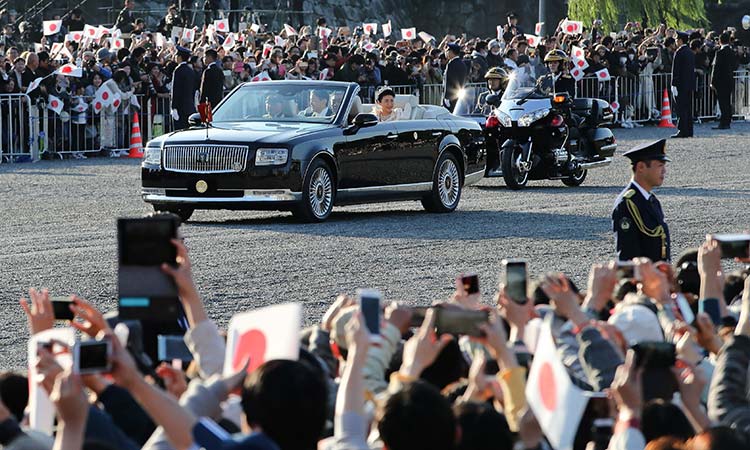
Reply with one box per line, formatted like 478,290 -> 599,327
571,45 -> 585,60
535,22 -> 544,35
595,68 -> 611,81
250,23 -> 261,33
223,303 -> 301,375
83,24 -> 97,39
497,25 -> 504,40
319,68 -> 329,80
111,93 -> 122,109
573,56 -> 589,70
283,24 -> 297,36
67,31 -> 83,42
363,42 -> 376,52
182,27 -> 195,42
48,95 -> 64,114
43,20 -> 62,36
525,316 -> 588,450
111,28 -> 122,39
318,26 -> 332,38
73,100 -> 88,113
55,63 -> 83,77
214,19 -> 229,33
251,71 -> 271,82
561,19 -> 583,35
401,27 -> 416,40
524,34 -> 540,47
93,99 -> 104,113
274,35 -> 286,47
97,25 -> 110,38
49,42 -> 64,59
223,33 -> 237,50
418,31 -> 434,43
96,84 -> 114,106
110,38 -> 125,49
26,77 -> 44,94
262,43 -> 273,58
171,26 -> 183,42
610,100 -> 620,112
570,67 -> 585,81
155,32 -> 166,48
382,20 -> 392,38
363,23 -> 377,35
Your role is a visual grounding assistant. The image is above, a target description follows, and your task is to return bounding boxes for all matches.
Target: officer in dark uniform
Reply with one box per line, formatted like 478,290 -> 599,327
442,43 -> 468,112
710,31 -> 738,130
537,49 -> 575,98
170,46 -> 197,130
199,48 -> 224,109
671,32 -> 695,138
612,139 -> 671,262
475,66 -> 509,115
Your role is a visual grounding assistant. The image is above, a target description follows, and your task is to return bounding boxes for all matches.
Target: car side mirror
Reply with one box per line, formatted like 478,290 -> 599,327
353,113 -> 379,127
188,113 -> 202,127
485,93 -> 501,107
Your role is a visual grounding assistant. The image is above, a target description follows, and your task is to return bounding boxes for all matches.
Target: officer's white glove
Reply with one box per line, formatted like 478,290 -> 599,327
171,109 -> 179,121
670,86 -> 678,98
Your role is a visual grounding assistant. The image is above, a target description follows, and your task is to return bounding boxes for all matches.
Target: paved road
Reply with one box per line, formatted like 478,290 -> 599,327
2,123 -> 749,369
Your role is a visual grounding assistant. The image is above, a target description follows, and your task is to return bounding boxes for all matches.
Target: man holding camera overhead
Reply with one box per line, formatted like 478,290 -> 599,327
612,139 -> 671,262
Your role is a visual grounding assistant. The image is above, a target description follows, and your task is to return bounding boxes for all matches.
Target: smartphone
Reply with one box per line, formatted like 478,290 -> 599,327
117,217 -> 178,267
434,308 -> 489,337
157,335 -> 193,362
74,340 -> 112,374
357,289 -> 382,343
459,273 -> 480,295
502,259 -> 527,304
308,50 -> 318,58
51,296 -> 75,321
193,417 -> 231,450
714,234 -> 750,259
632,341 -> 676,369
699,298 -> 721,325
409,306 -> 429,327
675,293 -> 695,325
616,261 -> 637,280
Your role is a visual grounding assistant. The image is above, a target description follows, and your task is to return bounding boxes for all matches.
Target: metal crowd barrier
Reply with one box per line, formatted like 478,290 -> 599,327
0,94 -> 36,162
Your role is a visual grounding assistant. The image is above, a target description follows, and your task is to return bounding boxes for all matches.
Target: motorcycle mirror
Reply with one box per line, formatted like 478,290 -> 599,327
486,93 -> 501,107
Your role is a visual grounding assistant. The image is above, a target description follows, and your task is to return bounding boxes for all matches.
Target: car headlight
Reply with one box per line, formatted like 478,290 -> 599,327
255,148 -> 289,166
143,145 -> 161,166
518,108 -> 550,127
497,111 -> 512,127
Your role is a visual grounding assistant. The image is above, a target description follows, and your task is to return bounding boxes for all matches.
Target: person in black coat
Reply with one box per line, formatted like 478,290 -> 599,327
671,32 -> 696,138
612,139 -> 671,262
199,48 -> 224,109
710,32 -> 738,130
442,43 -> 467,112
170,47 -> 197,130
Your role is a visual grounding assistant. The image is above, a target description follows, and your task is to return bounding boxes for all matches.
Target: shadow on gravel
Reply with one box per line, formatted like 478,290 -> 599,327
473,185 -> 624,195
188,209 -> 611,241
473,184 -> 750,199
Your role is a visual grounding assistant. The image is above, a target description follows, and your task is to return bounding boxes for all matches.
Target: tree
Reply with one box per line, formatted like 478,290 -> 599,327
568,0 -> 708,32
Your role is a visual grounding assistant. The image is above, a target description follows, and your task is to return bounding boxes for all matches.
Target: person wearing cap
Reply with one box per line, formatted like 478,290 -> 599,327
170,46 -> 197,130
671,31 -> 696,138
612,139 -> 671,262
442,42 -> 467,112
506,12 -> 524,36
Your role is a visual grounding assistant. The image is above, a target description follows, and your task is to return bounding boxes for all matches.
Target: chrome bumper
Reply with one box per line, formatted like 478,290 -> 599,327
142,189 -> 302,203
464,169 -> 485,186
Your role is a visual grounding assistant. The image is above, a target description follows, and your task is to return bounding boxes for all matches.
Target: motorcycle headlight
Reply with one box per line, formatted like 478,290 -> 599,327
497,111 -> 512,127
255,148 -> 289,166
143,144 -> 161,166
518,108 -> 550,127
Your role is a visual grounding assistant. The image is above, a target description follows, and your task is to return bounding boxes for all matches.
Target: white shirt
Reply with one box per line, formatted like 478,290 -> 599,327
631,179 -> 651,200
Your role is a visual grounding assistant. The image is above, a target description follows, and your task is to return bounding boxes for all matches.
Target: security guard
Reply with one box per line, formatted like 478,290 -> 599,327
537,49 -> 576,98
475,66 -> 509,115
612,139 -> 671,262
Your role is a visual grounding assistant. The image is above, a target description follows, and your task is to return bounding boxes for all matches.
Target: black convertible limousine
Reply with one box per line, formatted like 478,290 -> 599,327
141,81 -> 486,222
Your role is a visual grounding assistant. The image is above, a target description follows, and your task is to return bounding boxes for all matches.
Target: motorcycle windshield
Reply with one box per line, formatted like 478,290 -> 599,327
501,74 -> 547,101
453,86 -> 488,116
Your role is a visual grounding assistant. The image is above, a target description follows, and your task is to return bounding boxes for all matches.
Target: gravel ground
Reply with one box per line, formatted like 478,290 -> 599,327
2,122 -> 749,369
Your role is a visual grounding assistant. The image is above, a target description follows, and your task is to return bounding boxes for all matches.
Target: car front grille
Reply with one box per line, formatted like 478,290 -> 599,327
163,145 -> 249,173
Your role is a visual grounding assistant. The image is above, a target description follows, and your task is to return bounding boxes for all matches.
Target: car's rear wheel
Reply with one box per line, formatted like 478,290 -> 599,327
422,152 -> 462,213
153,205 -> 194,223
292,159 -> 335,222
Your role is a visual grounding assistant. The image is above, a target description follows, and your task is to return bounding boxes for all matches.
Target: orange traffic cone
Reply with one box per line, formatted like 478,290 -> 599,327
128,112 -> 144,158
658,89 -> 676,128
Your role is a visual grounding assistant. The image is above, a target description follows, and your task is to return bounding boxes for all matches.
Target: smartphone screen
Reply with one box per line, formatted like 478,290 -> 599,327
699,298 -> 721,325
460,273 -> 479,295
714,234 -> 750,259
632,341 -> 676,369
409,306 -> 429,327
118,217 -> 177,266
51,297 -> 75,321
193,417 -> 231,450
503,260 -> 527,304
435,308 -> 489,337
616,261 -> 636,280
75,340 -> 111,374
675,293 -> 695,325
357,289 -> 381,341
157,335 -> 193,362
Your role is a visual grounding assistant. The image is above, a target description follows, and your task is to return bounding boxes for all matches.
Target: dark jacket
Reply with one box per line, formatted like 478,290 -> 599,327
442,56 -> 468,110
612,182 -> 671,262
672,45 -> 696,92
115,7 -> 135,34
171,62 -> 197,117
711,45 -> 738,92
200,62 -> 224,108
708,334 -> 750,439
98,384 -> 156,445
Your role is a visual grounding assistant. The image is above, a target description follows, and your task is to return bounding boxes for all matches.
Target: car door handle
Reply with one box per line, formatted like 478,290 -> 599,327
387,133 -> 399,139
431,132 -> 442,136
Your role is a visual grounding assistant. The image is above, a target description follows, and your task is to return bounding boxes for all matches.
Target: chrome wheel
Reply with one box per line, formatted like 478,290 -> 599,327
512,149 -> 530,185
309,167 -> 333,218
438,158 -> 460,207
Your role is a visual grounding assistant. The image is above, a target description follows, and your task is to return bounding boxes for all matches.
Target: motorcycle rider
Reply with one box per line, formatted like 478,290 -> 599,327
475,66 -> 510,115
537,49 -> 576,97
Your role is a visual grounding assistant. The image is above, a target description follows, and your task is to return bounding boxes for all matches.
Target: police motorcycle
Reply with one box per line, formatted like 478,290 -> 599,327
479,52 -> 617,190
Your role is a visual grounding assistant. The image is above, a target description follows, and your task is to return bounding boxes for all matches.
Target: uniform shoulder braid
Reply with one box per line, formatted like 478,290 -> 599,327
623,189 -> 636,199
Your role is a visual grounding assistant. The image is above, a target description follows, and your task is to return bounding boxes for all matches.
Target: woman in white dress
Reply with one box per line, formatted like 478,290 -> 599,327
372,87 -> 406,122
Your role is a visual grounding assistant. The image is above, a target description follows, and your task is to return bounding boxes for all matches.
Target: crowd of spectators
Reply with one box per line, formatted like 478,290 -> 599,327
2,221 -> 750,450
0,3 -> 748,157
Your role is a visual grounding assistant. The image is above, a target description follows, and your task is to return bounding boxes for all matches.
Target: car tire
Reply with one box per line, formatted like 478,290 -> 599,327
422,152 -> 462,213
561,168 -> 588,187
292,159 -> 335,222
153,205 -> 194,223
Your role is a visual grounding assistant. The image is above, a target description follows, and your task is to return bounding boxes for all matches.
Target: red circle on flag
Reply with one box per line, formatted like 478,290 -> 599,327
102,92 -> 109,100
232,329 -> 267,373
539,362 -> 557,411
88,28 -> 95,35
218,22 -> 225,30
578,60 -> 585,67
51,100 -> 59,108
406,31 -> 412,38
95,101 -> 102,109
113,99 -> 120,107
50,24 -> 57,31
599,72 -> 606,78
62,66 -> 71,73
566,25 -> 574,32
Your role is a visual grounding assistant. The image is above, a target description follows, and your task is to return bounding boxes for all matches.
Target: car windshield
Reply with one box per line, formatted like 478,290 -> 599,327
453,86 -> 490,116
501,73 -> 547,101
212,83 -> 348,123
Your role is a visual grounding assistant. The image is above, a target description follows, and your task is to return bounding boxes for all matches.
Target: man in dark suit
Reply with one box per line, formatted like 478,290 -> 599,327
710,32 -> 738,130
171,47 -> 197,130
671,32 -> 695,138
612,139 -> 671,262
442,43 -> 467,112
200,49 -> 224,110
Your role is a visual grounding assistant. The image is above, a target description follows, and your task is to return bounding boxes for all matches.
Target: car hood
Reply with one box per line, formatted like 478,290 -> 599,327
147,121 -> 333,146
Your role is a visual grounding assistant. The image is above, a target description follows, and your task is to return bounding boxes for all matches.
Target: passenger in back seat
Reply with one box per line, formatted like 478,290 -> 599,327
372,87 -> 405,122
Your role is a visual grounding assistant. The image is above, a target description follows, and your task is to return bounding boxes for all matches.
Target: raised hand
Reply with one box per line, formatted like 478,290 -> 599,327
20,288 -> 55,335
400,308 -> 453,378
70,296 -> 111,338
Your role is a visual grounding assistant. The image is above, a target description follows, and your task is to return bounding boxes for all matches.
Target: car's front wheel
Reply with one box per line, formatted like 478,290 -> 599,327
422,152 -> 462,213
292,159 -> 335,222
153,205 -> 194,223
